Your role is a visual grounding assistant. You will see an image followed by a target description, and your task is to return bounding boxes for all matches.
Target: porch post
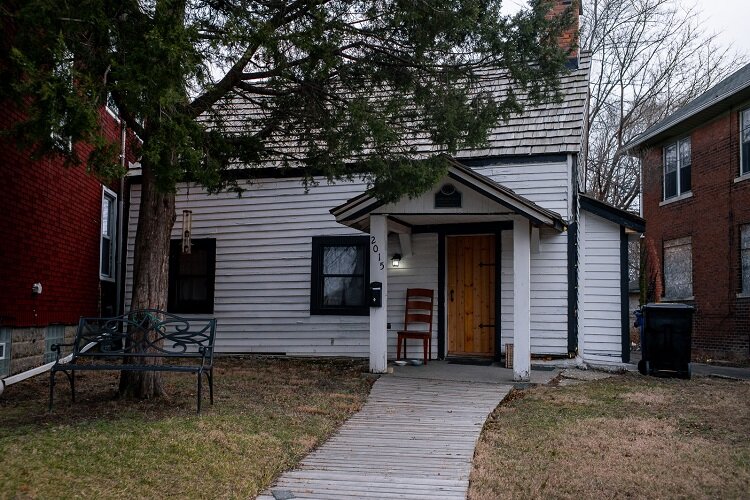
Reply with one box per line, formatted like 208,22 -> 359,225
369,214 -> 388,373
513,217 -> 531,381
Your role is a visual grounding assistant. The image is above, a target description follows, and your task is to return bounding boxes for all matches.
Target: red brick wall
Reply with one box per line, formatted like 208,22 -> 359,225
642,108 -> 750,361
0,105 -> 128,327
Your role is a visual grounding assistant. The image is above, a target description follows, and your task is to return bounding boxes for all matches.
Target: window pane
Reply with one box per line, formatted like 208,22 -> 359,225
664,144 -> 677,173
323,277 -> 365,306
102,197 -> 112,236
664,171 -> 677,199
664,240 -> 692,298
679,139 -> 691,167
680,164 -> 691,193
742,226 -> 750,294
743,110 -> 750,144
101,237 -> 111,277
323,246 -> 364,275
743,141 -> 750,175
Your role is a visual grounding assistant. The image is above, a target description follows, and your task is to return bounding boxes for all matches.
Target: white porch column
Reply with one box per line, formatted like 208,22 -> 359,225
513,217 -> 531,381
369,215 -> 388,373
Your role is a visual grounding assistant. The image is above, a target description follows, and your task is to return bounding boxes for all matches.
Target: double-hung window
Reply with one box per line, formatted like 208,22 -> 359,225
664,237 -> 693,299
100,187 -> 117,281
741,108 -> 750,176
664,137 -> 691,200
310,236 -> 369,315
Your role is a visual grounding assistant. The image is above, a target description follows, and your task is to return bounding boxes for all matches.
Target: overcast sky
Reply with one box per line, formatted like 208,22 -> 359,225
502,0 -> 750,59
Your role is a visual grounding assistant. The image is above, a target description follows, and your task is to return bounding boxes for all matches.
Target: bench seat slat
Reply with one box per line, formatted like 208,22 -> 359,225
56,363 -> 208,373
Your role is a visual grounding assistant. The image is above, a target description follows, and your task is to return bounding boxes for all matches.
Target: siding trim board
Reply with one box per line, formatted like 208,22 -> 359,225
621,226 -> 630,363
579,194 -> 645,232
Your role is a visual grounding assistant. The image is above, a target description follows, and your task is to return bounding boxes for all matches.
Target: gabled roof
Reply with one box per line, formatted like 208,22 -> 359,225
331,156 -> 567,231
579,193 -> 645,232
625,62 -> 750,151
220,53 -> 591,164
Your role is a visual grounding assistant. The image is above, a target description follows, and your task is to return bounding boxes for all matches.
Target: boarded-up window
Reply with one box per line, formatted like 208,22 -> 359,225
742,225 -> 750,294
664,237 -> 692,299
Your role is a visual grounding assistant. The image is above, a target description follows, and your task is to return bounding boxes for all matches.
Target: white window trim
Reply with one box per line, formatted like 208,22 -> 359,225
105,105 -> 121,123
740,107 -> 750,178
663,137 -> 691,201
100,186 -> 118,282
659,191 -> 693,207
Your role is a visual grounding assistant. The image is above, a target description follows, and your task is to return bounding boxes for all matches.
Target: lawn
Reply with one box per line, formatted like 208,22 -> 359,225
0,357 -> 371,499
469,373 -> 750,499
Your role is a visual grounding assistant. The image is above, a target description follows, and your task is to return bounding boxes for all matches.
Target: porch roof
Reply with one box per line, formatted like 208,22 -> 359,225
331,156 -> 567,232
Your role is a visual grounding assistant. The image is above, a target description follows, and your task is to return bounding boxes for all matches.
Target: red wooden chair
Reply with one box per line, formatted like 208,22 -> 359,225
396,288 -> 434,364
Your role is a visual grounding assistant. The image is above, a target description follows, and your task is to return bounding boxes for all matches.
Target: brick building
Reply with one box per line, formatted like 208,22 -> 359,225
0,103 -> 136,377
626,62 -> 750,362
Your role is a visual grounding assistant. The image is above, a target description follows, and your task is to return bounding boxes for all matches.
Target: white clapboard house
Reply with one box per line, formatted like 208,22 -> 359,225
124,48 -> 644,380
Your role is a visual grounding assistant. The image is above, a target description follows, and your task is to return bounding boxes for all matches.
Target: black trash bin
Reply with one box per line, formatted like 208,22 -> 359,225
638,303 -> 694,379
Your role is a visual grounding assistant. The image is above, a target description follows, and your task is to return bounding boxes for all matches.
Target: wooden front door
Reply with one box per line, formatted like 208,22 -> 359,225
447,235 -> 496,357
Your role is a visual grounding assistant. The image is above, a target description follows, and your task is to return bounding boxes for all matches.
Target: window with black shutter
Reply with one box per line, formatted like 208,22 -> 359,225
168,239 -> 216,314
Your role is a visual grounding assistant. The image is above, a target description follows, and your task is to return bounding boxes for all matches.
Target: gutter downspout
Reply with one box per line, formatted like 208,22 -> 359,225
115,124 -> 126,315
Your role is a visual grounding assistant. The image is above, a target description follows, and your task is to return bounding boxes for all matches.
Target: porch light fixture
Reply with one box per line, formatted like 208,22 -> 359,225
392,254 -> 402,267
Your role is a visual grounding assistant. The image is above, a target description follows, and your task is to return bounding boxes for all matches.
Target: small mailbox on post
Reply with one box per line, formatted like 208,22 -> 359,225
369,282 -> 383,307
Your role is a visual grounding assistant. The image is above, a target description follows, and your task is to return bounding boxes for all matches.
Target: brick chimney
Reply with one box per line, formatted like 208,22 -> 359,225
549,0 -> 581,67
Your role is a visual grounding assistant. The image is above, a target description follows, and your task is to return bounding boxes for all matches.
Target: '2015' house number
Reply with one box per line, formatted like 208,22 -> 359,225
371,236 -> 385,270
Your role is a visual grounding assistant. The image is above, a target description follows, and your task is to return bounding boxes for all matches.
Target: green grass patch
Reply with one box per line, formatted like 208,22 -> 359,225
0,357 -> 371,498
470,373 -> 750,499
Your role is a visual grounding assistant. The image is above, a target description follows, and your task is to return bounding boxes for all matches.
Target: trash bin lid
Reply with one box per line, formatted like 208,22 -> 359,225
643,302 -> 694,311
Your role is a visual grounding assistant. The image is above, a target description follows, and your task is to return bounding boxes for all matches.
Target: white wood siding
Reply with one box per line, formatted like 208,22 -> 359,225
481,159 -> 570,355
125,156 -> 574,358
473,160 -> 570,219
386,233 -> 439,359
126,178 -> 372,356
579,211 -> 623,362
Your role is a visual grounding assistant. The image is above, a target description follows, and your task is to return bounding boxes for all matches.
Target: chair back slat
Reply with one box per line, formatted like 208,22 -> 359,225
403,288 -> 434,334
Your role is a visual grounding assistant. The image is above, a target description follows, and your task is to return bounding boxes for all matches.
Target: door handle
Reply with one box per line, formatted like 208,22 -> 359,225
450,289 -> 454,302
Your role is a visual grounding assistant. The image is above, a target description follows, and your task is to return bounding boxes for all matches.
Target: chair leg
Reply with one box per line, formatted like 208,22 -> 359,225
397,335 -> 402,361
423,338 -> 428,365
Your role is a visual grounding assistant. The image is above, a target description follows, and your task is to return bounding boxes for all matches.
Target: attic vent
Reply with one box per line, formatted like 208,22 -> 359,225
435,184 -> 462,208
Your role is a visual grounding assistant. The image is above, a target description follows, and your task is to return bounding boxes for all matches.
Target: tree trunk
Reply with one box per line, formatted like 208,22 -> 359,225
119,158 -> 176,399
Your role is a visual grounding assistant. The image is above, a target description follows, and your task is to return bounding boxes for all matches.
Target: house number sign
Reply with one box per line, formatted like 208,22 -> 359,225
371,236 -> 385,270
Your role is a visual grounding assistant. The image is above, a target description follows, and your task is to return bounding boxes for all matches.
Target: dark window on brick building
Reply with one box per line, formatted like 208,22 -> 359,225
168,239 -> 216,314
664,138 -> 691,199
664,237 -> 692,299
742,225 -> 750,294
741,109 -> 750,176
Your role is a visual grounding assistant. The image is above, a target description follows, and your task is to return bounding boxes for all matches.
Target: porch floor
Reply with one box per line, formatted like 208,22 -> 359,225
257,363 -> 552,499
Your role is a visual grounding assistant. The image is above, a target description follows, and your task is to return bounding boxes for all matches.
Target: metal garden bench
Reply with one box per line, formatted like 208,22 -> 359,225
49,309 -> 217,413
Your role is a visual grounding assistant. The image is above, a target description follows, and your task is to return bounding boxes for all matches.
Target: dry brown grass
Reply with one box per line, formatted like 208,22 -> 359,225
469,374 -> 750,499
0,356 -> 371,499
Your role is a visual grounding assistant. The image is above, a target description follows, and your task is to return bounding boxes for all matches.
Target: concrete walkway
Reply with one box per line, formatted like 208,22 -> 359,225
257,364 -> 519,499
